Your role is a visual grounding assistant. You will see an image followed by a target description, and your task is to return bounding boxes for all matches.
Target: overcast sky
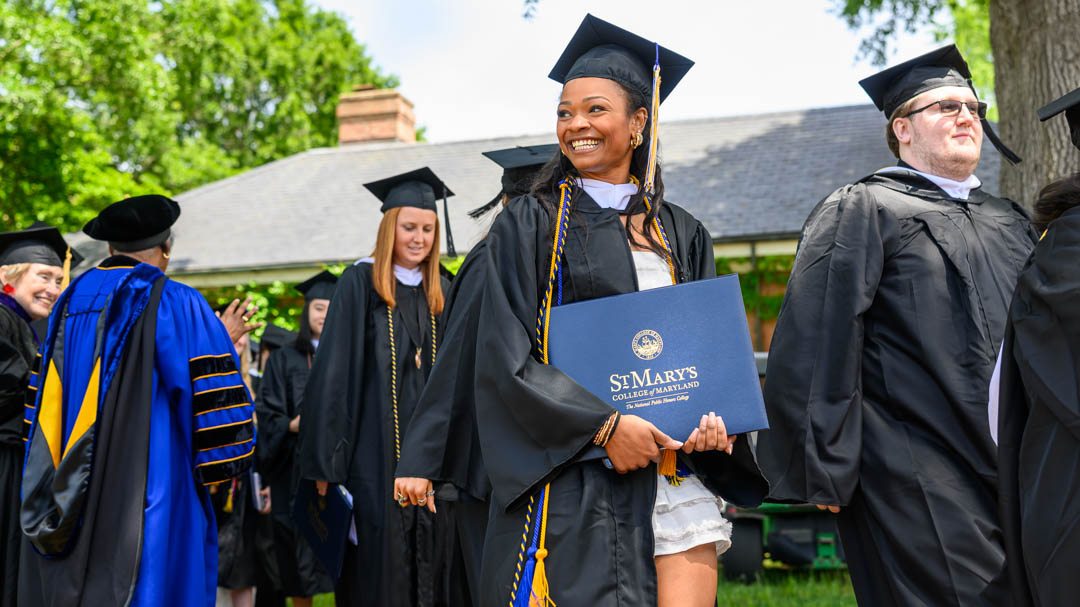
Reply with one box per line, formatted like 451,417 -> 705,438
311,0 -> 942,142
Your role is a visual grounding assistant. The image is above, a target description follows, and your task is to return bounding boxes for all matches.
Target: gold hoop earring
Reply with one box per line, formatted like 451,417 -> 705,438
162,252 -> 170,259
631,132 -> 643,149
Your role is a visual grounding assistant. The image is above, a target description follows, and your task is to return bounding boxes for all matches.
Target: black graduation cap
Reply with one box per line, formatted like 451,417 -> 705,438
363,167 -> 458,256
470,144 -> 561,219
83,194 -> 181,252
0,225 -> 69,268
259,324 -> 298,350
548,14 -> 693,104
28,221 -> 84,269
859,44 -> 1020,164
295,270 -> 338,301
1038,86 -> 1080,152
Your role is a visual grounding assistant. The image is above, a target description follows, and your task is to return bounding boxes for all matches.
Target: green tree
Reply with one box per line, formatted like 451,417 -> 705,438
1,0 -> 397,232
836,1 -> 994,115
836,0 -> 1080,202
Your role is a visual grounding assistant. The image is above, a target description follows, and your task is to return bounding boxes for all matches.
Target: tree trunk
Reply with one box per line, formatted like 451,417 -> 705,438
990,0 -> 1080,205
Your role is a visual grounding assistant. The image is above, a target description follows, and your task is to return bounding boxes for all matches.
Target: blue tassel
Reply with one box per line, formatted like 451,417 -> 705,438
513,547 -> 539,607
511,486 -> 549,606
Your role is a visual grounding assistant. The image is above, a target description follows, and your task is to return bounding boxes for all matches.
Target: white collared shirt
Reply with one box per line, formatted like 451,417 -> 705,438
878,166 -> 982,200
354,257 -> 424,286
579,178 -> 640,211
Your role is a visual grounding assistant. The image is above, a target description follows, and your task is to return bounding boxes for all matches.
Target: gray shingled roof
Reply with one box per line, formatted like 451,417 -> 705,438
71,104 -> 1003,274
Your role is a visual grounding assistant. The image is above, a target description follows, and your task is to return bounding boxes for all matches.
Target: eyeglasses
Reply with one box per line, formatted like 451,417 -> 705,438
905,100 -> 988,120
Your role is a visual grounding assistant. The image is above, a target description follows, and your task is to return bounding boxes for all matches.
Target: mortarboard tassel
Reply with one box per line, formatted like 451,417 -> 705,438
60,247 -> 72,291
643,43 -> 662,195
468,194 -> 503,219
659,449 -> 685,486
659,449 -> 677,477
442,186 -> 457,257
968,77 -> 1019,165
981,119 -> 1021,165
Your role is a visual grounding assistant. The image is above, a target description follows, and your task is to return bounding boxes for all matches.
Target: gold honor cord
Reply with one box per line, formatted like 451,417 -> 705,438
386,305 -> 437,462
509,495 -> 536,605
627,175 -> 676,285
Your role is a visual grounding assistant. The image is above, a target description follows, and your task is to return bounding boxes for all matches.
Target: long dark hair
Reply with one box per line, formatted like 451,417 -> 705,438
294,300 -> 316,355
530,81 -> 669,258
1033,171 -> 1080,232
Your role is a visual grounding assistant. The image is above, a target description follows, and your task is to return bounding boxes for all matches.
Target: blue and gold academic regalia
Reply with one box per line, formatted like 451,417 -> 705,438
19,255 -> 256,607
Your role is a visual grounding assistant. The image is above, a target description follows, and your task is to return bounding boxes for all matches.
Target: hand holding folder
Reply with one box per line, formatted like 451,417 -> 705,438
293,479 -> 356,580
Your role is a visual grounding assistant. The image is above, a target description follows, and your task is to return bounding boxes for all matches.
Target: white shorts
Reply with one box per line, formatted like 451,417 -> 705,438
652,474 -> 732,557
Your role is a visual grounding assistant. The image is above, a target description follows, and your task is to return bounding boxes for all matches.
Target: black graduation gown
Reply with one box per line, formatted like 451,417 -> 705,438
397,241 -> 494,605
257,343 -> 332,597
997,205 -> 1080,607
209,473 -> 258,589
757,170 -> 1036,607
472,191 -> 769,607
0,302 -> 36,607
299,263 -> 454,607
243,365 -> 287,607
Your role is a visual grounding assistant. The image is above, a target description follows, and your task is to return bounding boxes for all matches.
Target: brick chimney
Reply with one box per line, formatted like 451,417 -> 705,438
336,85 -> 416,144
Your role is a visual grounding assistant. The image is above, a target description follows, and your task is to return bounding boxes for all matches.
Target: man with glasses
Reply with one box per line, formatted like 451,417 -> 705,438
758,45 -> 1037,606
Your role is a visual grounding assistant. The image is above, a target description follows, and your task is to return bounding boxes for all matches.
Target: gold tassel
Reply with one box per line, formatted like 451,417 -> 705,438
224,479 -> 235,513
529,484 -> 554,607
60,247 -> 72,291
659,449 -> 677,477
643,44 -> 662,194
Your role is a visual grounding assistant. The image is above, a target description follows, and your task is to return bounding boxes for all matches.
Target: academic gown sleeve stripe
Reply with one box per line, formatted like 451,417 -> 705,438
184,300 -> 256,486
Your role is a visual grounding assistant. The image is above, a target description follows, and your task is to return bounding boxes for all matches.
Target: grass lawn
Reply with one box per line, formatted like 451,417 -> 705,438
717,569 -> 857,606
304,569 -> 856,606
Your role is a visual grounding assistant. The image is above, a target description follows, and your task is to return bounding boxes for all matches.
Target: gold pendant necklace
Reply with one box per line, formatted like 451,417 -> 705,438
415,348 -> 422,369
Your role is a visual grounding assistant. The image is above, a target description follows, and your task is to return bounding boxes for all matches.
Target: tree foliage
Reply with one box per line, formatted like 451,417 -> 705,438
1,0 -> 397,232
835,0 -> 994,115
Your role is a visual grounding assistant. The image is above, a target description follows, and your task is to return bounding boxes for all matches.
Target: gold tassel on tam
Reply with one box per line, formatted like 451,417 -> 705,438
60,247 -> 72,291
642,43 -> 662,195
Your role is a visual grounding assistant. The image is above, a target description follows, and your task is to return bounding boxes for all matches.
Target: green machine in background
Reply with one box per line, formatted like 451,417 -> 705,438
721,502 -> 847,581
720,354 -> 849,582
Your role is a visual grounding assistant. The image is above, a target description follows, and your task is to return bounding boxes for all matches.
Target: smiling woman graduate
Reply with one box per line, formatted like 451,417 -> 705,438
0,225 -> 68,607
298,168 -> 455,607
458,14 -> 767,607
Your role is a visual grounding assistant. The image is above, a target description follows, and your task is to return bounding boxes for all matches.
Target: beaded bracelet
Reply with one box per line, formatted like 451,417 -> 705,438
594,411 -> 620,447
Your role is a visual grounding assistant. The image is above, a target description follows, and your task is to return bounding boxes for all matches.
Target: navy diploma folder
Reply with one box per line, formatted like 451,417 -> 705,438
548,274 -> 768,439
293,479 -> 353,579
